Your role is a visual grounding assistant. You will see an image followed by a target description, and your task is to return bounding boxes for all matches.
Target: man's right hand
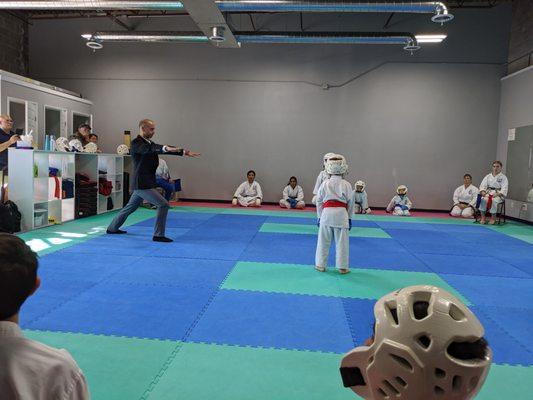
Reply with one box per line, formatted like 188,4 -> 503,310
9,135 -> 20,144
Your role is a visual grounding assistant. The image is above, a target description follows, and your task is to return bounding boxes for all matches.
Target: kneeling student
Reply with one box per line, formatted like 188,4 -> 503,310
353,180 -> 371,214
280,176 -> 305,209
451,174 -> 478,218
232,170 -> 263,207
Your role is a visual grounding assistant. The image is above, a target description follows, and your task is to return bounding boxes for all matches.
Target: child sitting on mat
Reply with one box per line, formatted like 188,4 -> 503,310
340,285 -> 492,400
315,154 -> 354,274
280,176 -> 305,209
353,180 -> 371,214
232,170 -> 263,207
386,185 -> 412,216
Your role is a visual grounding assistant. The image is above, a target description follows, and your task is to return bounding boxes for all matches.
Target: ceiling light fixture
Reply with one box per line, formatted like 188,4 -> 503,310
415,34 -> 447,43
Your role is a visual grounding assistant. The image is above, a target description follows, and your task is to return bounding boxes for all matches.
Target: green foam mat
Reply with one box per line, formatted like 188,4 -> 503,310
260,223 -> 391,238
487,222 -> 533,244
146,342 -> 353,400
18,209 -> 155,256
222,261 -> 469,304
25,330 -> 179,400
477,364 -> 533,399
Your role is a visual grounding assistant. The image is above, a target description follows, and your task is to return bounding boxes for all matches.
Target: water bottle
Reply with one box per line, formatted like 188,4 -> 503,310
50,135 -> 55,151
44,135 -> 49,151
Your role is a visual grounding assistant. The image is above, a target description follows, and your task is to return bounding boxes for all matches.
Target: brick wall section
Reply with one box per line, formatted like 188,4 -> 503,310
508,0 -> 533,74
0,12 -> 29,76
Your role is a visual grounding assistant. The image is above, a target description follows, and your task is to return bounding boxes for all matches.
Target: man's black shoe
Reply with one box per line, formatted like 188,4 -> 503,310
106,229 -> 127,234
153,236 -> 173,243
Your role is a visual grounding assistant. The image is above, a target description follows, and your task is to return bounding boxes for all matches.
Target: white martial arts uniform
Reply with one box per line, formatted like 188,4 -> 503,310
478,173 -> 508,214
233,180 -> 263,207
280,184 -> 305,209
353,190 -> 370,214
528,188 -> 533,203
312,170 -> 329,205
450,184 -> 478,218
315,175 -> 354,270
386,195 -> 413,216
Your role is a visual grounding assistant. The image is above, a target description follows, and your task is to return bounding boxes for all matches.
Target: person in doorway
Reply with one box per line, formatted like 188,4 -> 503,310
70,123 -> 91,147
107,118 -> 200,242
232,170 -> 263,207
280,176 -> 305,209
450,174 -> 478,218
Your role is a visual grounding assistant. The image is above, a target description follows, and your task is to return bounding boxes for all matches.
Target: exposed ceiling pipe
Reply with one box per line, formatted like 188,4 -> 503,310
82,30 -> 421,51
0,1 -> 453,23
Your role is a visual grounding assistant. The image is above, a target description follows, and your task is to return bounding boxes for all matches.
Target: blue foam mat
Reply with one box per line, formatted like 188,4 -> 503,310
188,289 -> 354,353
265,216 -> 380,228
107,256 -> 235,288
25,282 -> 216,340
135,212 -> 215,228
200,214 -> 268,231
440,274 -> 533,309
471,306 -> 533,366
240,233 -> 432,272
339,298 -> 376,345
415,253 -> 530,278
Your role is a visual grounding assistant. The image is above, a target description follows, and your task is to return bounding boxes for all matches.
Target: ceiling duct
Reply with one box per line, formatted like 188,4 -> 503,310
1,1 -> 453,23
82,30 -> 420,51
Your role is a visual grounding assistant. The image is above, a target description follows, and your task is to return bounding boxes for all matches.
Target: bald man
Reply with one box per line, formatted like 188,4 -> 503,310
107,119 -> 200,242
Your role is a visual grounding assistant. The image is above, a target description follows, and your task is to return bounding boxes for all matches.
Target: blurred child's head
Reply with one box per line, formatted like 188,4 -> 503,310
289,176 -> 298,188
355,180 -> 366,193
396,185 -> 408,196
247,170 -> 256,183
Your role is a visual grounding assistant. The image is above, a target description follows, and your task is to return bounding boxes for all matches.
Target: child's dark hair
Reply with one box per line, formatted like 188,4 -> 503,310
0,234 -> 38,320
247,170 -> 256,177
463,173 -> 472,179
288,176 -> 297,185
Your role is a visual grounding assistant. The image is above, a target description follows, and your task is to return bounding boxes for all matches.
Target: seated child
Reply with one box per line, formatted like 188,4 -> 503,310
280,176 -> 305,209
386,185 -> 412,216
353,180 -> 371,214
232,170 -> 263,207
340,285 -> 492,400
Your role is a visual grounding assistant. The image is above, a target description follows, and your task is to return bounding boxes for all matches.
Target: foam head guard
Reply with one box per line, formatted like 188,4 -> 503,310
397,185 -> 408,195
355,180 -> 366,192
323,152 -> 336,167
340,285 -> 492,400
83,142 -> 98,154
55,136 -> 70,152
117,144 -> 130,155
325,154 -> 348,176
69,139 -> 83,152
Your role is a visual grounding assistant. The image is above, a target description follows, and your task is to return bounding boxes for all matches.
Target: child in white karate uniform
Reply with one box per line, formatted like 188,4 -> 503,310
315,155 -> 354,274
386,185 -> 412,216
353,180 -> 372,214
280,176 -> 305,209
450,174 -> 478,218
232,170 -> 263,207
312,152 -> 335,205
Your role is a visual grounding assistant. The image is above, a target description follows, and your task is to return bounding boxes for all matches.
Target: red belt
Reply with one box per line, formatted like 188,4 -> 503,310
323,200 -> 347,208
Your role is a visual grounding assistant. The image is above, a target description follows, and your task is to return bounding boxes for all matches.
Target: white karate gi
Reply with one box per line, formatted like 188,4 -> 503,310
450,184 -> 479,218
478,173 -> 508,214
528,188 -> 533,203
353,190 -> 370,214
280,185 -> 305,209
232,181 -> 263,207
386,195 -> 413,216
312,170 -> 329,205
315,175 -> 354,270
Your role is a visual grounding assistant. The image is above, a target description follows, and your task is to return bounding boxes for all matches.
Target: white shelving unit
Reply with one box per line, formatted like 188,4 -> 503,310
9,149 -> 127,232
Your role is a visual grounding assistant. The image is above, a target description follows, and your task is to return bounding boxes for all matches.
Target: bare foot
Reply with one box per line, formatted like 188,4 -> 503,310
315,265 -> 326,272
339,269 -> 350,274
489,219 -> 496,225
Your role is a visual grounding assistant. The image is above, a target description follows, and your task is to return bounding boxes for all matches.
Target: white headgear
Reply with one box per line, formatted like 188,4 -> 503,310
55,137 -> 70,152
355,180 -> 366,191
83,142 -> 98,153
323,152 -> 336,167
69,139 -> 83,152
340,285 -> 492,400
397,185 -> 408,195
117,144 -> 130,155
325,154 -> 348,176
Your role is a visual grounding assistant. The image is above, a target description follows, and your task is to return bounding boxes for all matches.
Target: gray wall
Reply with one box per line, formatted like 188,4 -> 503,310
497,66 -> 533,222
28,6 -> 511,209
